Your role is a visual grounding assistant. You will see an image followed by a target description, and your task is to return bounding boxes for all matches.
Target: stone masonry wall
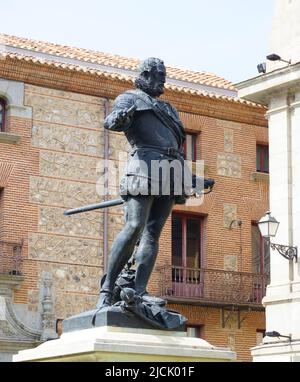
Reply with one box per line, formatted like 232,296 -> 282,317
24,85 -> 107,317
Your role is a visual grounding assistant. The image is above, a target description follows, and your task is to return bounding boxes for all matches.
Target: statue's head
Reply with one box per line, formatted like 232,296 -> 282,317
135,57 -> 166,98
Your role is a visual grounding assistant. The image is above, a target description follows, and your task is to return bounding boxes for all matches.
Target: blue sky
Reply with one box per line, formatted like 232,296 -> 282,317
1,0 -> 274,84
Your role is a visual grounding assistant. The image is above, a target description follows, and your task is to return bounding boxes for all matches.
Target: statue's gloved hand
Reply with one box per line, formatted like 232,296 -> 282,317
112,105 -> 137,129
191,175 -> 215,195
204,178 -> 215,189
117,105 -> 136,124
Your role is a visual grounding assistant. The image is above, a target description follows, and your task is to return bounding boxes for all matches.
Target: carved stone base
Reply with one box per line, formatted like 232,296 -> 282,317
13,326 -> 236,362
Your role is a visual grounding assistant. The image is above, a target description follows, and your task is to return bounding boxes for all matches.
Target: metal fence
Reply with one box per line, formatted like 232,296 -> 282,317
159,266 -> 269,307
0,241 -> 23,275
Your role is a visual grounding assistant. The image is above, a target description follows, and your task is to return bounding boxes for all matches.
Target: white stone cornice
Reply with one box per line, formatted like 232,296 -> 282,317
265,104 -> 290,117
290,100 -> 300,109
236,62 -> 300,105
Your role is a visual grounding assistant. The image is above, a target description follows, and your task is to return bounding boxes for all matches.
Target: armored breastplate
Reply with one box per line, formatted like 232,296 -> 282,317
125,110 -> 179,150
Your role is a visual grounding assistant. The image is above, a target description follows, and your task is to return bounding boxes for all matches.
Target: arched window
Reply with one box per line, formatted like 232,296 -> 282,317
0,98 -> 6,132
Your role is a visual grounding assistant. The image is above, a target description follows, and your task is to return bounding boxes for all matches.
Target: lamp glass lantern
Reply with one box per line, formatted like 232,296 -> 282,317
258,211 -> 280,239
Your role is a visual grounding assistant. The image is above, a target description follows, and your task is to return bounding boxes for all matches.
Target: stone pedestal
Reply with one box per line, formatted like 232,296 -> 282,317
252,340 -> 300,362
13,326 -> 236,362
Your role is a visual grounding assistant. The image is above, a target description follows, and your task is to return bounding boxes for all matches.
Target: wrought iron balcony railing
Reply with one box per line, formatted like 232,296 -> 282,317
159,266 -> 269,308
0,241 -> 23,276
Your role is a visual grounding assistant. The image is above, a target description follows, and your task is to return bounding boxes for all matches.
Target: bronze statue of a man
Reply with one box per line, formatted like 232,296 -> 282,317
97,57 -> 213,310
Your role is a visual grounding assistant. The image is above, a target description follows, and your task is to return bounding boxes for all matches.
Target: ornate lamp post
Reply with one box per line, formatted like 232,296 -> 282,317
258,212 -> 298,261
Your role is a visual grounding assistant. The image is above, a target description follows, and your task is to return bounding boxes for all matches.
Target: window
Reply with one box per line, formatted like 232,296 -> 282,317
251,223 -> 270,274
184,133 -> 197,162
186,325 -> 204,338
172,214 -> 203,270
172,214 -> 204,297
256,144 -> 269,173
0,98 -> 6,132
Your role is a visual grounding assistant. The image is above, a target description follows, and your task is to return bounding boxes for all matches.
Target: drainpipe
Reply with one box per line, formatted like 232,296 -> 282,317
103,99 -> 110,273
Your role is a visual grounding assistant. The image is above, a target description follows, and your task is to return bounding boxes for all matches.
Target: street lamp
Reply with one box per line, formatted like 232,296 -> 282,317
258,212 -> 298,261
265,331 -> 291,341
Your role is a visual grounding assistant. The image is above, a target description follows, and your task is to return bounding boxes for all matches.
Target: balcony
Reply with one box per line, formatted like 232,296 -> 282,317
159,266 -> 269,310
0,241 -> 23,276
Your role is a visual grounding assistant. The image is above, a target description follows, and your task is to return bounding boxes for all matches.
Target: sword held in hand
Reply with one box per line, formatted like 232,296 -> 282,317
64,199 -> 124,216
63,179 -> 215,216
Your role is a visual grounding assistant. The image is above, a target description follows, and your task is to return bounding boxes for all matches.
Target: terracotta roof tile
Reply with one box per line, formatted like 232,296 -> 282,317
0,33 -> 236,91
0,50 -> 264,109
0,33 -> 265,109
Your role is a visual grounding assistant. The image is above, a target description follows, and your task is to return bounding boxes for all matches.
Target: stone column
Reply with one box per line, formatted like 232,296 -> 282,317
291,92 -> 300,289
40,272 -> 58,342
265,94 -> 293,290
261,93 -> 300,340
268,0 -> 300,72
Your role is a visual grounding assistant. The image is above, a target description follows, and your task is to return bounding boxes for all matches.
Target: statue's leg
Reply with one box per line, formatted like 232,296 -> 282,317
134,197 -> 175,296
97,196 -> 154,308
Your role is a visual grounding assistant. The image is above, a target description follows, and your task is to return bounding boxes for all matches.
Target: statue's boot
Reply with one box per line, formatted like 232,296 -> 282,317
96,290 -> 113,309
140,291 -> 166,307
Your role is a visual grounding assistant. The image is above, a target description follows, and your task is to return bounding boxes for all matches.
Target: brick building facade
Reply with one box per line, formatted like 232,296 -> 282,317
0,34 -> 269,361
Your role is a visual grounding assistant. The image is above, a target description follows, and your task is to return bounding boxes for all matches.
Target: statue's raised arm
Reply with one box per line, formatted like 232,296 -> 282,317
104,93 -> 137,132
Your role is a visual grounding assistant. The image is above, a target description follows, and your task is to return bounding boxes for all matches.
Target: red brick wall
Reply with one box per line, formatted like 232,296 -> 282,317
0,115 -> 39,304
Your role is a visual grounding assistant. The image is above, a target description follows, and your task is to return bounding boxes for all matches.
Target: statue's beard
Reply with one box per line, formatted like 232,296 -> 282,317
135,77 -> 164,97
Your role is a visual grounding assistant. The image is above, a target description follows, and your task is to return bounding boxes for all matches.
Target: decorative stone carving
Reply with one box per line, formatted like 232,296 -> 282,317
37,263 -> 101,295
223,203 -> 237,228
224,129 -> 234,153
30,176 -> 100,208
0,297 -> 17,337
25,93 -> 104,130
32,122 -> 103,156
0,280 -> 41,361
28,234 -> 102,266
224,255 -> 238,272
38,206 -> 103,239
40,272 -> 58,341
40,151 -> 101,182
0,320 -> 17,337
222,310 -> 239,330
217,153 -> 241,178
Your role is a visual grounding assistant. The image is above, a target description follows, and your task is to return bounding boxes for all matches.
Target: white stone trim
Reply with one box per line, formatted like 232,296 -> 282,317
0,78 -> 32,119
0,132 -> 21,144
290,100 -> 300,109
252,340 -> 300,362
265,104 -> 290,116
236,63 -> 300,105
